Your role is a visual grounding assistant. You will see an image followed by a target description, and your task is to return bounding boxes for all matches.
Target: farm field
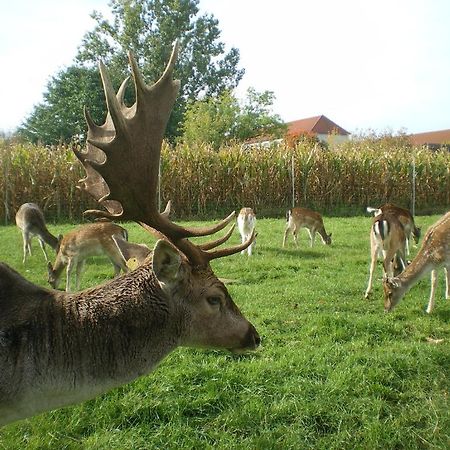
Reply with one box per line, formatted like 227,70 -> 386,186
0,214 -> 449,449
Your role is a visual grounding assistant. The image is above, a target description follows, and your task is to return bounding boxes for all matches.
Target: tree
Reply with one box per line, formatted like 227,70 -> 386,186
181,88 -> 286,150
76,0 -> 244,139
18,67 -> 107,145
20,0 -> 243,145
235,88 -> 286,142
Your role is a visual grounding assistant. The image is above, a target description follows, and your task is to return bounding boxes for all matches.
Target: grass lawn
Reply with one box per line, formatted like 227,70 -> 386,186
0,214 -> 448,449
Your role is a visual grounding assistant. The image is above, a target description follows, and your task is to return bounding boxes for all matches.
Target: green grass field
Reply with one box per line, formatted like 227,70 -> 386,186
0,215 -> 449,449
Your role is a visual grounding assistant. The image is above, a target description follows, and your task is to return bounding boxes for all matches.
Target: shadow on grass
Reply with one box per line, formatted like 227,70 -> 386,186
433,308 -> 450,322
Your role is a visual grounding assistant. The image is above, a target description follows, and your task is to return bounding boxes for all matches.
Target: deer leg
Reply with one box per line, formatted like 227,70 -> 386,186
38,238 -> 49,262
247,236 -> 253,256
293,226 -> 299,247
365,248 -> 378,298
382,249 -> 396,278
75,260 -> 85,291
282,227 -> 290,248
21,231 -> 29,264
307,229 -> 314,247
444,267 -> 449,300
240,233 -> 247,255
427,270 -> 438,314
66,259 -> 76,292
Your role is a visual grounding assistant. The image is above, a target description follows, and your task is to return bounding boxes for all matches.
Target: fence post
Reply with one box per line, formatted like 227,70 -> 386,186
411,154 -> 416,217
291,153 -> 295,208
2,144 -> 11,224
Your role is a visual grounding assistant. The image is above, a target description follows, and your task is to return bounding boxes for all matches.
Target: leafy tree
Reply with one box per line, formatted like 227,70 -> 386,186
181,88 -> 286,150
20,0 -> 243,145
235,88 -> 286,142
18,67 -> 106,144
181,90 -> 239,149
76,0 -> 244,139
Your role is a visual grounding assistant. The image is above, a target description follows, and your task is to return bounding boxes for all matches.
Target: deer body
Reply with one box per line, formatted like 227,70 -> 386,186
365,212 -> 407,298
15,203 -> 58,263
237,208 -> 256,256
383,211 -> 450,313
367,203 -> 420,255
48,222 -> 129,292
282,207 -> 331,248
0,240 -> 258,426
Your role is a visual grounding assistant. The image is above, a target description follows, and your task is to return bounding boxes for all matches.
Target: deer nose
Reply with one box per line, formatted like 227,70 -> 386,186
247,323 -> 261,348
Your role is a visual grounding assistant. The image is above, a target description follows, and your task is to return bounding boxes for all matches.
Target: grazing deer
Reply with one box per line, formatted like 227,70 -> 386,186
15,203 -> 59,263
282,207 -> 332,248
0,41 -> 259,427
383,211 -> 450,313
237,208 -> 256,256
364,212 -> 407,298
47,221 -> 129,292
111,233 -> 151,268
367,203 -> 421,255
110,200 -> 171,269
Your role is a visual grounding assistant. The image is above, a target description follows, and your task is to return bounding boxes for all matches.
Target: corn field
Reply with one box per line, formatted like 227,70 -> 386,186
1,139 -> 449,224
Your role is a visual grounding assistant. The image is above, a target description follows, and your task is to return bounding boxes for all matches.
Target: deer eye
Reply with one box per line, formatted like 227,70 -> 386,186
207,296 -> 222,306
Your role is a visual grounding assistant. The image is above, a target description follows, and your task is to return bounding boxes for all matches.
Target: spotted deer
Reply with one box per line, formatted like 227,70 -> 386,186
237,208 -> 256,256
111,234 -> 151,268
282,207 -> 332,248
109,201 -> 172,269
367,203 -> 421,255
15,203 -> 59,264
383,211 -> 450,313
0,41 -> 259,427
364,211 -> 407,298
47,221 -> 129,292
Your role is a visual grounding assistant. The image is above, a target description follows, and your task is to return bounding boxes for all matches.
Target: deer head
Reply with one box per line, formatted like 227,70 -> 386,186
74,40 -> 259,351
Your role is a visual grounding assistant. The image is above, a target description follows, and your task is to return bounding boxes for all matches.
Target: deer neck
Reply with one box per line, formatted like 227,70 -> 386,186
317,225 -> 328,240
396,248 -> 434,294
40,228 -> 59,250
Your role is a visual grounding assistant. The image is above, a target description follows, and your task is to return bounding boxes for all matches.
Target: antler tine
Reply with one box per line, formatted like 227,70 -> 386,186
198,224 -> 236,251
161,200 -> 171,218
205,229 -> 257,262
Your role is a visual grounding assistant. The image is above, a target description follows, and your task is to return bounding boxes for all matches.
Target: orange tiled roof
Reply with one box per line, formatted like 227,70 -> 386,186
409,129 -> 450,146
287,115 -> 350,136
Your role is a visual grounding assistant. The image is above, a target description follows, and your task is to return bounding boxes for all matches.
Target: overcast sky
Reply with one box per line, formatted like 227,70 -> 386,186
1,0 -> 449,134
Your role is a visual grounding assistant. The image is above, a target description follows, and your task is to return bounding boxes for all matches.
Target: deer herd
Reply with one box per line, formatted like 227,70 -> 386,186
1,41 -> 448,427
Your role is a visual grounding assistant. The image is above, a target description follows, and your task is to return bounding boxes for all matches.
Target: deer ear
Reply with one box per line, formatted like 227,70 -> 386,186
153,239 -> 182,284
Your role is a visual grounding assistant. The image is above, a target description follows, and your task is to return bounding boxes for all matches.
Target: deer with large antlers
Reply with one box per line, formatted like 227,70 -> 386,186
0,41 -> 259,427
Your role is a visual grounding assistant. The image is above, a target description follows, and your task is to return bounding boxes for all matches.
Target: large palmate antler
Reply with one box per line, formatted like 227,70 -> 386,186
75,41 -> 254,266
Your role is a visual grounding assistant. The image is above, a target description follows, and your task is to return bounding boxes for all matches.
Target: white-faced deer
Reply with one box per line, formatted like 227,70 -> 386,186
367,203 -> 421,255
15,203 -> 59,263
237,207 -> 256,256
0,41 -> 259,427
282,207 -> 332,248
47,221 -> 129,292
364,211 -> 407,298
383,211 -> 450,313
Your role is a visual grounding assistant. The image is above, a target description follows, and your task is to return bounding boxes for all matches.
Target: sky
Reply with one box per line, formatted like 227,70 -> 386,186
1,0 -> 449,135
